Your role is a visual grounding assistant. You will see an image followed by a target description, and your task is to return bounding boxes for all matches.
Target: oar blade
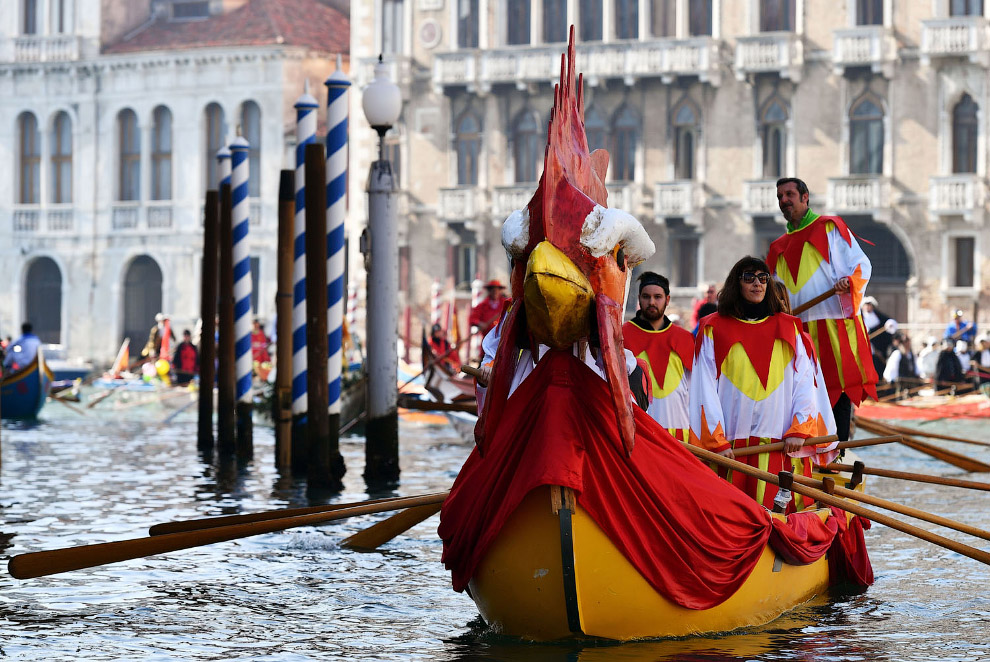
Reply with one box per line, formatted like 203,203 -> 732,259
341,502 -> 443,551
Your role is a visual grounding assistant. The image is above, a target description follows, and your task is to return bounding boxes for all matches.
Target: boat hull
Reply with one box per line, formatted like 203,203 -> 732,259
469,484 -> 835,641
1,353 -> 53,420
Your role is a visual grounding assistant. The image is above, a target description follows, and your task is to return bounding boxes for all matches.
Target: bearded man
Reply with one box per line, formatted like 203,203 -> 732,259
622,272 -> 695,441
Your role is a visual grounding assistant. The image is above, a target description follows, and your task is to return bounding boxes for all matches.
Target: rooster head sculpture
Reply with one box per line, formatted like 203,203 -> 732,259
476,26 -> 655,456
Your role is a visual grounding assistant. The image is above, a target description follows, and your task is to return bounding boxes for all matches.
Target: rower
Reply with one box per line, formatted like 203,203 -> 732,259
2,322 -> 41,373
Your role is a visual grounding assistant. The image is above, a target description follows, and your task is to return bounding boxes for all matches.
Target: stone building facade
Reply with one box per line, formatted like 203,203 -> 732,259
349,0 -> 990,339
1,0 -> 348,360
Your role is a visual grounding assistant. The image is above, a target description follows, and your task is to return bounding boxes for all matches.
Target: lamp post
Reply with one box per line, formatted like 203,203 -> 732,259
361,55 -> 402,487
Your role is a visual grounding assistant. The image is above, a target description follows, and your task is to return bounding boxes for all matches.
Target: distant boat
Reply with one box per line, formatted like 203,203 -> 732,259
1,349 -> 54,420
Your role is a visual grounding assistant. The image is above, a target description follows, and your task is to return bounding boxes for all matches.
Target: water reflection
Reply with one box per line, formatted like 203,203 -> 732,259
0,402 -> 989,661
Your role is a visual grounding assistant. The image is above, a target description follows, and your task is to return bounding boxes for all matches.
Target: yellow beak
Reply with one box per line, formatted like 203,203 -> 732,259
524,241 -> 594,348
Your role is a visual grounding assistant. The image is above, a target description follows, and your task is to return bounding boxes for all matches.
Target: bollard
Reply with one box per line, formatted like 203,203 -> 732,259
216,182 -> 236,455
230,137 -> 253,459
275,170 -> 295,469
198,190 -> 219,453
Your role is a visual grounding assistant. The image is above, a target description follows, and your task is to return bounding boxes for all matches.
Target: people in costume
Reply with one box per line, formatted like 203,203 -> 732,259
622,271 -> 693,441
690,256 -> 836,512
468,280 -> 508,339
766,177 -> 878,442
427,323 -> 460,375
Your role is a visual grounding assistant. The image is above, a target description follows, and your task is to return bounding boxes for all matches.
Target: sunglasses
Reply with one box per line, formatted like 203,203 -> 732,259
740,271 -> 770,284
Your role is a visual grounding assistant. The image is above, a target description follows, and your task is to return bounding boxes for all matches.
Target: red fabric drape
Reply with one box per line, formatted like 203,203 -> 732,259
826,508 -> 875,586
440,351 -> 872,611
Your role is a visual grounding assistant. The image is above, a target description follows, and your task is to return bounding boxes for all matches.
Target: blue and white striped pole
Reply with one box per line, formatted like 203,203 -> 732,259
218,145 -> 231,187
325,57 -> 349,416
216,143 -> 235,449
293,87 -> 318,419
230,136 -> 253,410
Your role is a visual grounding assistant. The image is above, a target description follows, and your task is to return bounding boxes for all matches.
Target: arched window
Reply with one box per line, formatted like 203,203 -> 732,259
951,0 -> 984,16
689,0 -> 713,36
611,104 -> 639,182
650,0 -> 675,37
17,112 -> 40,204
51,112 -> 72,204
584,105 -> 607,153
580,0 -> 603,41
241,101 -> 262,197
118,109 -> 140,201
544,0 -> 567,42
513,109 -> 543,183
849,95 -> 883,175
204,102 -> 226,189
458,0 -> 479,48
22,0 -> 38,34
856,0 -> 882,25
760,98 -> 788,178
952,93 -> 978,174
25,257 -> 62,344
507,0 -> 530,45
152,106 -> 172,201
455,111 -> 481,186
672,101 -> 699,180
615,0 -> 639,39
760,0 -> 795,32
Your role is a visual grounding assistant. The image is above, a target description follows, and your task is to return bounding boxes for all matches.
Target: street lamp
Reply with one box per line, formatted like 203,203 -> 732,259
361,54 -> 402,487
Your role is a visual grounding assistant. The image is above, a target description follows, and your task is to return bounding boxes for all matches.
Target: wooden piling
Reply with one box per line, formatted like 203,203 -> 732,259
198,190 -> 219,453
217,183 -> 236,454
275,170 -> 295,469
304,143 -> 344,492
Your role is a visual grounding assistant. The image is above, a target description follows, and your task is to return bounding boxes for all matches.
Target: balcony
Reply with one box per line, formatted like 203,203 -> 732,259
606,182 -> 647,216
11,35 -> 81,63
111,203 -> 178,232
11,205 -> 77,233
653,181 -> 705,227
826,175 -> 891,222
47,206 -> 74,231
929,174 -> 987,224
12,207 -> 41,232
438,187 -> 488,223
492,184 -> 536,219
742,180 -> 780,217
921,17 -> 990,67
356,54 -> 413,96
832,26 -> 897,78
734,32 -> 803,82
433,37 -> 721,93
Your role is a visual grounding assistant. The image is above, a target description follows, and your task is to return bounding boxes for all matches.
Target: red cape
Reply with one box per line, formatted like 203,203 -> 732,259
439,350 -> 869,610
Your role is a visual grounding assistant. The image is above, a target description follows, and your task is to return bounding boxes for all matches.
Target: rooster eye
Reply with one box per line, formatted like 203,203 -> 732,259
615,246 -> 626,271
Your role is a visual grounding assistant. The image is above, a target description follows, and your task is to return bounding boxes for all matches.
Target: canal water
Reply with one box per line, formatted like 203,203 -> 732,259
1,397 -> 989,661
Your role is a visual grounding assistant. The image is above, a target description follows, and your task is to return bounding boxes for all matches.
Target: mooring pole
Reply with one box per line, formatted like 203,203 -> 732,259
275,170 -> 295,469
198,190 -> 219,454
217,180 -> 236,455
230,136 -> 253,460
304,143 -> 344,492
361,58 -> 402,488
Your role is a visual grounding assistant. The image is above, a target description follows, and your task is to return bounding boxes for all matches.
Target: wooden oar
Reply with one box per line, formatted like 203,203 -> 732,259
397,397 -> 477,414
49,392 -> 89,416
788,472 -> 990,542
791,285 -> 838,316
341,502 -> 444,550
855,418 -> 990,472
731,434 -> 897,457
857,417 -> 990,448
399,341 -> 465,393
9,492 -> 449,580
685,444 -> 990,566
827,462 -> 990,492
149,492 -> 449,536
86,385 -> 122,409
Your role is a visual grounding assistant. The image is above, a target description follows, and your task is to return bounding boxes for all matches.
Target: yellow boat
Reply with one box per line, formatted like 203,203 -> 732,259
468,475 -> 861,641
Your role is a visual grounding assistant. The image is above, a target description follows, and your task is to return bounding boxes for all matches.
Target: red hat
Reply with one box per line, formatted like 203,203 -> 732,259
485,279 -> 505,289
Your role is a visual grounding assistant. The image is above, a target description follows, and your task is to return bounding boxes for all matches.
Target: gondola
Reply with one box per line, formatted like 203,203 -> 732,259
1,349 -> 54,420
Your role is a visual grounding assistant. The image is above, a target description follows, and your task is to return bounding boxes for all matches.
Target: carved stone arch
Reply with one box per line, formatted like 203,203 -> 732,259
23,255 -> 63,344
120,254 -> 164,347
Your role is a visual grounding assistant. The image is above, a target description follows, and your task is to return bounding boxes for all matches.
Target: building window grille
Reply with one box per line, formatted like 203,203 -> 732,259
581,0 -> 603,41
952,93 -> 978,174
51,112 -> 72,204
760,98 -> 788,178
18,112 -> 40,204
241,101 -> 262,197
952,236 -> 975,288
672,102 -> 699,180
849,95 -> 884,175
611,105 -> 639,182
118,109 -> 141,201
151,106 -> 172,201
458,0 -> 479,47
455,112 -> 481,186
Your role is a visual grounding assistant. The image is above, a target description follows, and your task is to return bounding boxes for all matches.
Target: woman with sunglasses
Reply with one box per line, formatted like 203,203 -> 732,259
689,256 -> 830,512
